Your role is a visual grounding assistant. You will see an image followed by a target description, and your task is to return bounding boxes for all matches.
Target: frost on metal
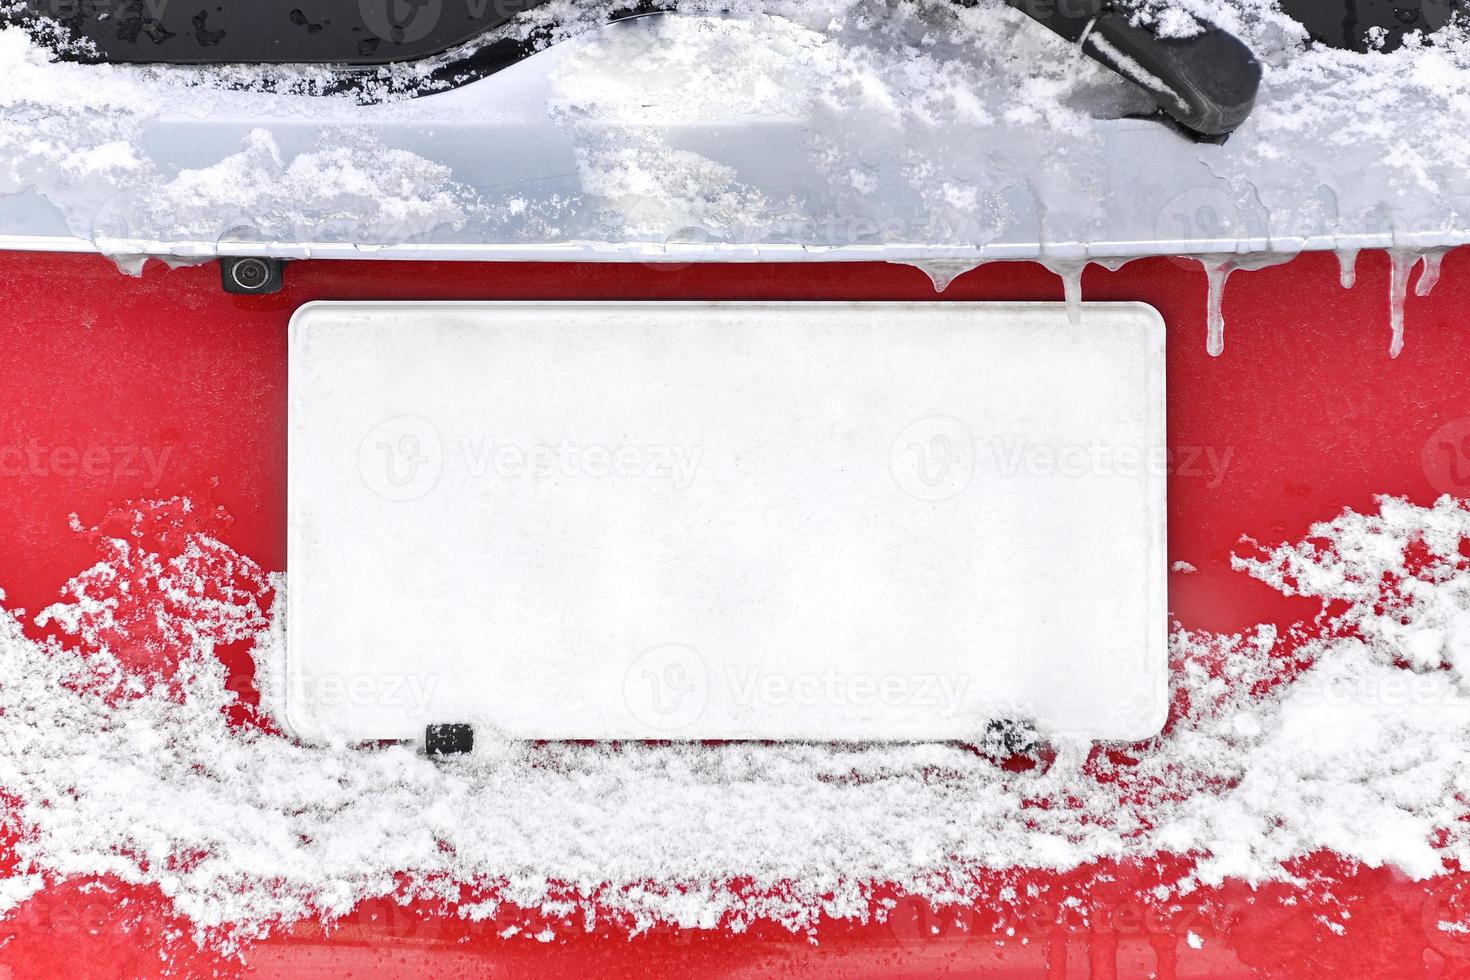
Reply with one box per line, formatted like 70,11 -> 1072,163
0,494 -> 1469,948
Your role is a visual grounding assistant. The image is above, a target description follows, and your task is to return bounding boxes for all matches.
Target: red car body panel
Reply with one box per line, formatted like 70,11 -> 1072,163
0,248 -> 1468,978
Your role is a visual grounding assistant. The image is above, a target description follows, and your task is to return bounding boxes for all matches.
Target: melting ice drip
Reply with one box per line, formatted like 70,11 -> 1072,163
900,257 -> 1127,327
1387,249 -> 1448,358
1201,248 -> 1450,358
1192,255 -> 1292,357
905,247 -> 1455,358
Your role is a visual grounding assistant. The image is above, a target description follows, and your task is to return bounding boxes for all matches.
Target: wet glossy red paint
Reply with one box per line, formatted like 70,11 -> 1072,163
0,248 -> 1467,977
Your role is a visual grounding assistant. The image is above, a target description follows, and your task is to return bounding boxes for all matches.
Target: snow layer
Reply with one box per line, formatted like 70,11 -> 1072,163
3,0 -> 1467,355
3,0 -> 1470,260
1,494 -> 1468,948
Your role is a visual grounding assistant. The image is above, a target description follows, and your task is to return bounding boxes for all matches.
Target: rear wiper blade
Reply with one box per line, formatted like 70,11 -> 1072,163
9,0 -> 1259,137
1003,0 -> 1261,140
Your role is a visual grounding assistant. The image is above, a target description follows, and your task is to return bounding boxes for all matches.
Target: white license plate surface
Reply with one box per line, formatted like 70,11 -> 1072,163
286,301 -> 1166,743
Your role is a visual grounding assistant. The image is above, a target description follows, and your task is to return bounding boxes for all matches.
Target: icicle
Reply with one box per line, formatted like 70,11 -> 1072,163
161,256 -> 212,271
1415,249 -> 1447,297
1197,257 -> 1234,357
1382,246 -> 1451,356
1194,253 -> 1296,358
105,253 -> 149,278
1040,259 -> 1087,325
899,259 -> 986,293
1335,249 -> 1358,289
1062,267 -> 1082,325
1388,250 -> 1415,358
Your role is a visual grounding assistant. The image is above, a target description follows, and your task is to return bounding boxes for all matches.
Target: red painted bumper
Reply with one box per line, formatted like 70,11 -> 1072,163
1,249 -> 1468,978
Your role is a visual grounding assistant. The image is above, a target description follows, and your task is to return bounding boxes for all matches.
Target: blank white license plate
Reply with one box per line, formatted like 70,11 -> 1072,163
286,301 -> 1166,743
